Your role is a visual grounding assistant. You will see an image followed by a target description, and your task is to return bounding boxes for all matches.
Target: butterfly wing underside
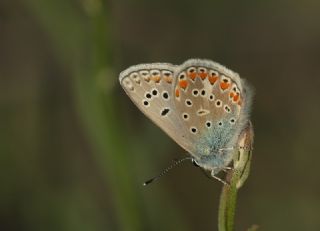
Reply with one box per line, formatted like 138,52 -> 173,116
171,59 -> 249,164
119,63 -> 187,146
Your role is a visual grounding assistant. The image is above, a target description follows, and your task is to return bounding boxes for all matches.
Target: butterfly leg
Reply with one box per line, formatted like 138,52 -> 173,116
211,172 -> 229,185
221,166 -> 234,173
219,147 -> 234,152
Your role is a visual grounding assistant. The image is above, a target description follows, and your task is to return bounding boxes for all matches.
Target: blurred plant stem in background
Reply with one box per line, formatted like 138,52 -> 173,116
24,0 -> 145,230
23,0 -> 189,230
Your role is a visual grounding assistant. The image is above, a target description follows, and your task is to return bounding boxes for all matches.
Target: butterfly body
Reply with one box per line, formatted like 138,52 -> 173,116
194,124 -> 238,175
119,59 -> 253,177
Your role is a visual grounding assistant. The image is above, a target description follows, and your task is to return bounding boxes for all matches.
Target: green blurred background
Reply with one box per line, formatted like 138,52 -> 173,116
1,0 -> 320,230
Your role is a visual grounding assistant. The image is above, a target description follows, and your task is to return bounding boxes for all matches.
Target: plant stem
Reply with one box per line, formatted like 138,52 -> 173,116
218,165 -> 240,231
218,122 -> 254,231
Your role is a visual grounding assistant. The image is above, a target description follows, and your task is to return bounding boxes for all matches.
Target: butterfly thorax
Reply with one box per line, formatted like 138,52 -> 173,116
195,149 -> 234,175
193,125 -> 238,174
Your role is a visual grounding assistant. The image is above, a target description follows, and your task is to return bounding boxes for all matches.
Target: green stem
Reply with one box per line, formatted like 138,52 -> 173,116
218,166 -> 240,231
24,1 -> 145,230
218,122 -> 254,231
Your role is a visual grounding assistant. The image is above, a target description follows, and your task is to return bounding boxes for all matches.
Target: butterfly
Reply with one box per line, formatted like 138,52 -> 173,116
119,59 -> 253,184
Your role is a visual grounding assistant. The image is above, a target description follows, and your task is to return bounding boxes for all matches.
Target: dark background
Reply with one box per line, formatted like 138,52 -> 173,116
1,0 -> 320,230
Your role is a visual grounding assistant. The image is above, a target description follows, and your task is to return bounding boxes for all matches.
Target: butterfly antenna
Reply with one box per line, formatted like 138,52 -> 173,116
143,157 -> 193,186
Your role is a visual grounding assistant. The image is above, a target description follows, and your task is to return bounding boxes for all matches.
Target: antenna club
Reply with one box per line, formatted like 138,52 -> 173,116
142,157 -> 193,186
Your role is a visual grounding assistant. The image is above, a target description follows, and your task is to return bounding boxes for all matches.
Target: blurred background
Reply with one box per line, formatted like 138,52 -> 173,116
1,0 -> 320,230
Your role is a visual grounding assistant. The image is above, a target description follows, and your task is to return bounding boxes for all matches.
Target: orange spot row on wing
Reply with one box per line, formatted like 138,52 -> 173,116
209,76 -> 218,85
152,75 -> 161,83
143,76 -> 151,82
164,76 -> 172,84
220,82 -> 230,90
233,93 -> 240,102
188,72 -> 197,80
199,72 -> 207,80
175,88 -> 180,97
179,80 -> 188,90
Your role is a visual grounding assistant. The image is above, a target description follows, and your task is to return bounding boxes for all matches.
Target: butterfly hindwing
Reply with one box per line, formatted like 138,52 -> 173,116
172,59 -> 249,166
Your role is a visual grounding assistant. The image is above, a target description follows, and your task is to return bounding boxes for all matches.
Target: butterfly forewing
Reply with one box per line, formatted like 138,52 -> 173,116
119,63 -> 187,144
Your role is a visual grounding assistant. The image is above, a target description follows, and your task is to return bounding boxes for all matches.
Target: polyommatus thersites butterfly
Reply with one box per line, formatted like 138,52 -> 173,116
119,59 -> 253,184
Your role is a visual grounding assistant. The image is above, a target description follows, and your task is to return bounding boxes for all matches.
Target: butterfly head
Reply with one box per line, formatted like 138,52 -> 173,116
193,144 -> 235,175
